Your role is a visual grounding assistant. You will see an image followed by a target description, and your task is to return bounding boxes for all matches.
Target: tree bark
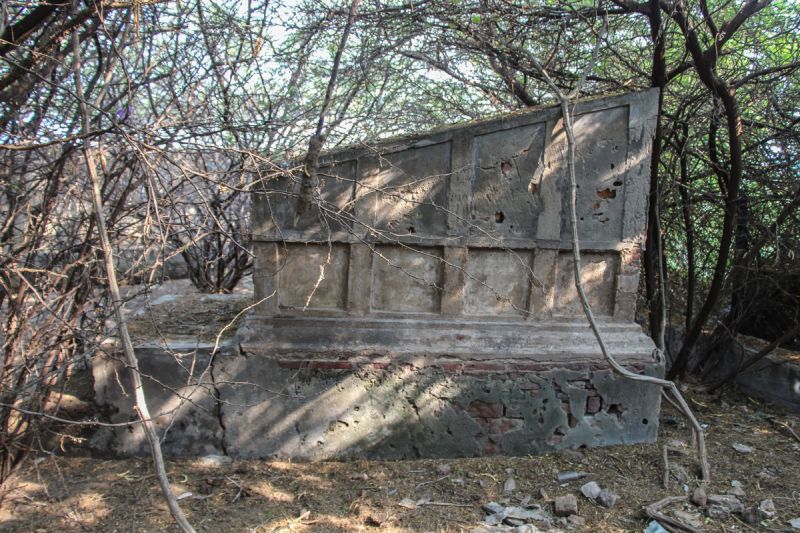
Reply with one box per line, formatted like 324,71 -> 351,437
644,0 -> 667,349
666,0 -> 759,379
71,18 -> 196,533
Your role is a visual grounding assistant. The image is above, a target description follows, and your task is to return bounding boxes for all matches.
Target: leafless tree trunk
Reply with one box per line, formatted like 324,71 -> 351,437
525,20 -> 710,481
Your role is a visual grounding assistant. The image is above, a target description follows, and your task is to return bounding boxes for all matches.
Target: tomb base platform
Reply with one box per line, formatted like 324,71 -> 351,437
219,317 -> 662,459
92,318 -> 662,459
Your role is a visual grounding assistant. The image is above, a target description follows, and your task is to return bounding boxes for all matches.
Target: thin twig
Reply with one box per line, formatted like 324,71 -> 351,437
525,13 -> 710,482
227,476 -> 244,504
415,475 -> 449,489
71,12 -> 195,533
767,418 -> 800,443
418,501 -> 473,508
644,496 -> 700,533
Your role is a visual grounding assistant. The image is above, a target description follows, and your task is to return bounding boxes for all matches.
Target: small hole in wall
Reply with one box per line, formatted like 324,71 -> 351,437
642,418 -> 649,425
407,226 -> 416,233
495,211 -> 505,223
613,180 -> 623,187
608,403 -> 624,419
500,161 -> 513,173
610,163 -> 615,169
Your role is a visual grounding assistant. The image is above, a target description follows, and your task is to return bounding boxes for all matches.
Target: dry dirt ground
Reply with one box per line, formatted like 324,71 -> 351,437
1,386 -> 799,533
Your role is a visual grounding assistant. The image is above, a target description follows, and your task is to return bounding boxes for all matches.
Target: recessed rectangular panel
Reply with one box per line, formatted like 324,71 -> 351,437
470,123 -> 546,239
355,143 -> 451,237
253,160 -> 356,236
278,243 -> 349,310
371,246 -> 443,313
554,252 -> 618,317
561,107 -> 629,242
464,249 -> 533,317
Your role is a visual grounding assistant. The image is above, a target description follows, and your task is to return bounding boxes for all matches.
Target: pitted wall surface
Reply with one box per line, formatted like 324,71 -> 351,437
94,91 -> 664,459
250,90 -> 659,330
239,90 -> 664,458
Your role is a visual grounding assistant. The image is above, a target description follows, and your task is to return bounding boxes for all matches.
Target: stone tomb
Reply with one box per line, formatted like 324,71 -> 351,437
94,90 -> 663,458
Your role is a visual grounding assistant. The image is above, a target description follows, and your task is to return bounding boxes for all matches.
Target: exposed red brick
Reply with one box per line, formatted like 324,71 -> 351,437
306,361 -> 353,370
279,360 -> 359,370
467,400 -> 504,418
371,362 -> 390,369
473,416 -> 490,428
439,363 -> 463,372
625,248 -> 641,263
463,363 -> 507,374
568,413 -> 578,428
563,363 -> 591,373
483,441 -> 498,456
488,418 -> 523,435
586,396 -> 601,414
509,362 -> 549,372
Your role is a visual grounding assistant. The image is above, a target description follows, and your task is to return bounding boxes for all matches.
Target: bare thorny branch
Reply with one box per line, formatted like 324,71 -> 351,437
524,12 -> 711,482
70,5 -> 195,531
5,2 -> 799,527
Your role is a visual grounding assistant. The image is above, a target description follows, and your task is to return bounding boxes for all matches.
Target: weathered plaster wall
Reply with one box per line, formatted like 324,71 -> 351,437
92,335 -> 664,458
249,90 -> 658,326
93,90 -> 665,458
92,340 -> 226,456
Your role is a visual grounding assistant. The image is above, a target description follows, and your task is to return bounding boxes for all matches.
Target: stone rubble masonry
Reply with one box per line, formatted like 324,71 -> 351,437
93,90 -> 664,458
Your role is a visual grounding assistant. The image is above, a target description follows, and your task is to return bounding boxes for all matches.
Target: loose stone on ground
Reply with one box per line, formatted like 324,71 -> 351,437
553,495 -> 578,517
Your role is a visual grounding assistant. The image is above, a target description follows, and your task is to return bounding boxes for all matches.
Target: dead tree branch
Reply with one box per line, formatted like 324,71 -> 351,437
70,15 -> 196,533
525,18 -> 710,481
295,0 -> 362,221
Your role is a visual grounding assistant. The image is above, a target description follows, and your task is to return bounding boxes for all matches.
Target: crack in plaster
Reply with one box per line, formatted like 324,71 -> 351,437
209,354 -> 229,455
